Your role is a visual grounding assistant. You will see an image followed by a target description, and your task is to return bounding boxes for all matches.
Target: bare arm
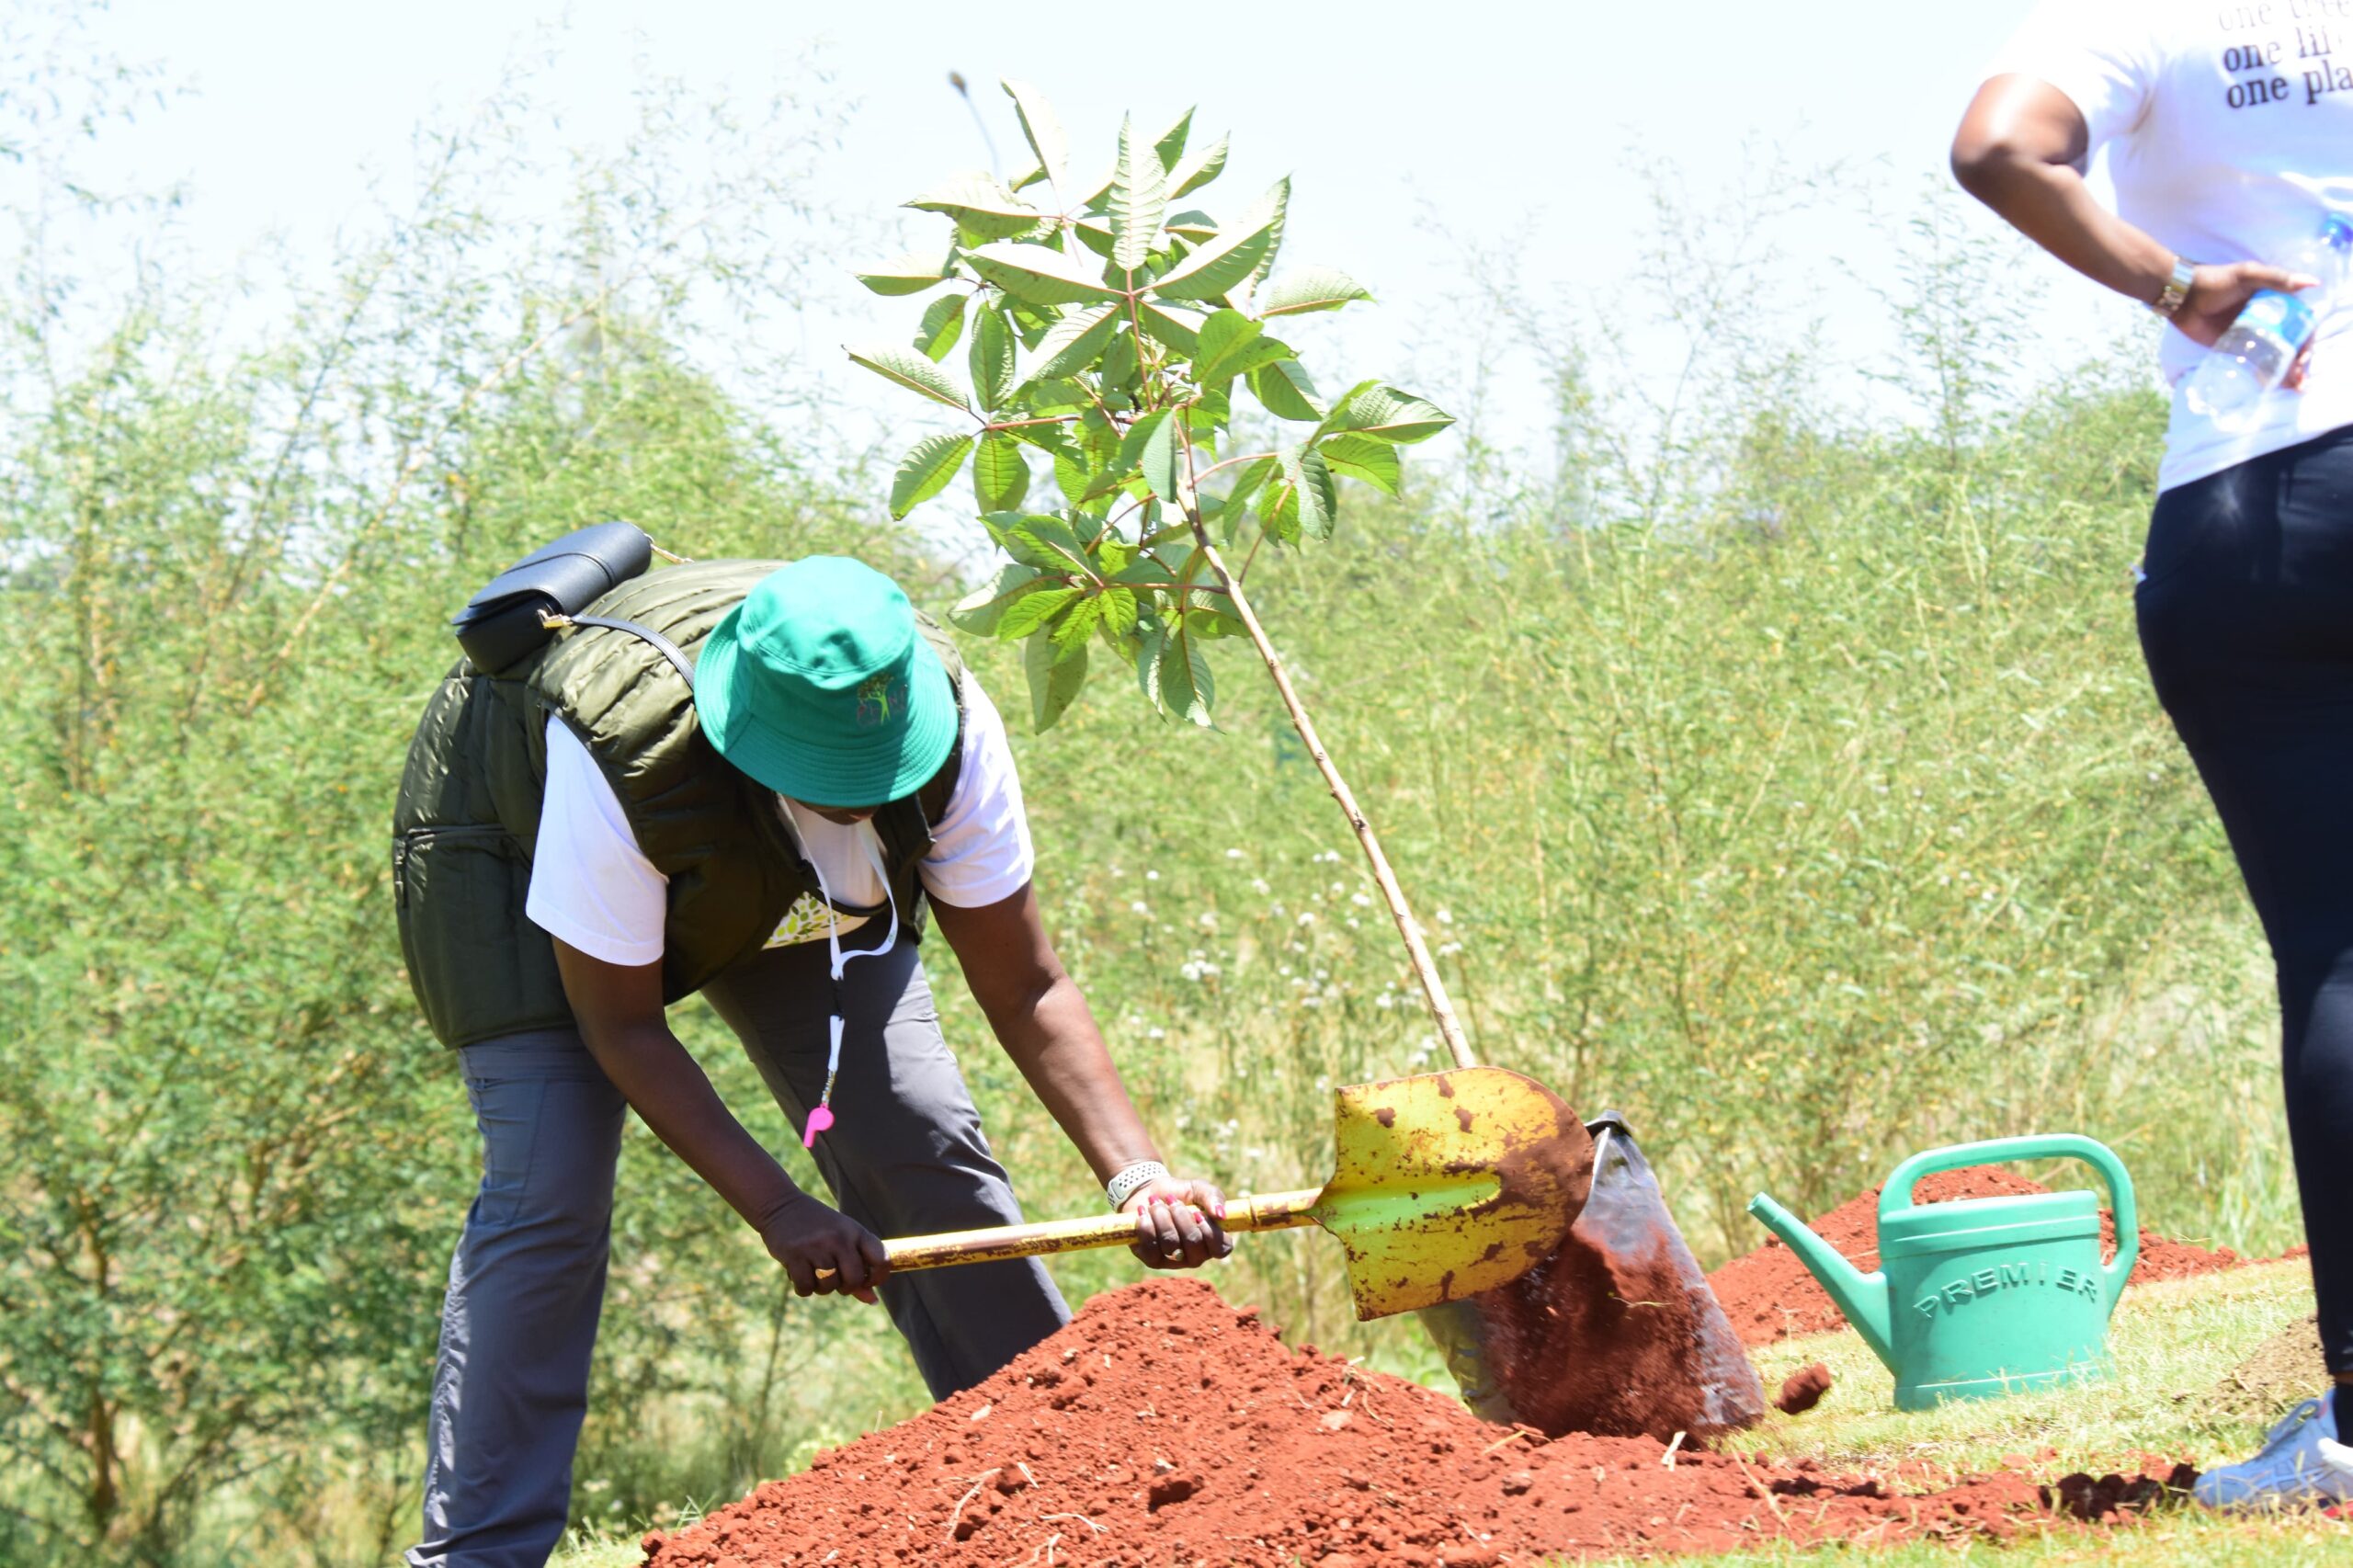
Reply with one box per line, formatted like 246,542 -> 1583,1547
930,882 -> 1230,1267
1951,74 -> 2313,347
552,938 -> 888,1300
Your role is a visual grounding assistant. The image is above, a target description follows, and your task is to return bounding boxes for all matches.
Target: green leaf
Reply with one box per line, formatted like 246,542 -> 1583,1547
855,247 -> 957,296
1097,585 -> 1140,643
1192,309 -> 1291,385
847,343 -> 972,412
1221,455 -> 1278,517
973,431 -> 1030,511
1108,116 -> 1167,276
1000,79 -> 1069,199
1027,302 -> 1120,382
1002,514 -> 1095,575
968,304 -> 1015,411
889,432 -> 975,518
1151,106 -> 1195,171
1068,212 -> 1114,259
1249,176 -> 1290,284
1318,382 -> 1455,444
1167,133 -> 1229,199
1054,445 -> 1089,504
1006,300 -> 1056,349
906,171 -> 1041,241
1117,409 -> 1170,481
1277,443 -> 1338,540
1136,301 -> 1206,355
1247,358 -> 1326,422
1050,592 -> 1103,656
1258,267 -> 1373,318
1097,330 -> 1139,397
1317,433 -> 1402,494
1026,631 -> 1088,732
914,292 -> 967,361
1165,209 -> 1219,242
1118,408 -> 1182,503
1149,222 -> 1274,301
1147,615 -> 1215,726
1111,555 -> 1181,587
999,585 -> 1079,639
963,242 -> 1122,307
949,563 -> 1046,635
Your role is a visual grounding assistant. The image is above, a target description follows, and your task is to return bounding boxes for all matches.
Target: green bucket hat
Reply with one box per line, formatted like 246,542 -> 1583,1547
694,558 -> 956,809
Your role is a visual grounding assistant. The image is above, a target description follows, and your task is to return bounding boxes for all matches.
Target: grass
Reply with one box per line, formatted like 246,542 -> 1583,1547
554,1260 -> 2353,1566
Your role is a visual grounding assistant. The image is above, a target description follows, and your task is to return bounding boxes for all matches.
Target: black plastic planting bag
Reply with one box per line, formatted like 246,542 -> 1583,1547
1418,1111 -> 1765,1439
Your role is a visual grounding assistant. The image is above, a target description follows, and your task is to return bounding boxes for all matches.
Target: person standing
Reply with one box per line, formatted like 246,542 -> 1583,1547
1954,0 -> 2353,1508
393,553 -> 1231,1565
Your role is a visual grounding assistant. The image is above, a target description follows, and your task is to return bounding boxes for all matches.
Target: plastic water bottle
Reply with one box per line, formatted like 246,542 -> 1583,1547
2183,213 -> 2353,433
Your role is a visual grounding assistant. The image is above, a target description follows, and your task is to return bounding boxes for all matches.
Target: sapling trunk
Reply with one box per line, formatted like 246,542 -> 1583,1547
1180,506 -> 1475,1073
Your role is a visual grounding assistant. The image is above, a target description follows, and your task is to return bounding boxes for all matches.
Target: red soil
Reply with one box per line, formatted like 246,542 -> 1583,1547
640,1279 -> 2182,1568
1707,1167 -> 2256,1349
1774,1363 -> 1833,1417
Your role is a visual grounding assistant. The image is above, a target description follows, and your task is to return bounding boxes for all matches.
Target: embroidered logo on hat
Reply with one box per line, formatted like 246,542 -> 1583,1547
856,669 -> 903,729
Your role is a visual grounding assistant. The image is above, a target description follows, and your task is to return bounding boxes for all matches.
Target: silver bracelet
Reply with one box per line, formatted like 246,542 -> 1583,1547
1105,1160 -> 1168,1210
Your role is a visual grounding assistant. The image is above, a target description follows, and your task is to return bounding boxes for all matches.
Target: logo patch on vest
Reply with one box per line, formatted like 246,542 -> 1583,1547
765,891 -> 871,949
856,671 -> 904,729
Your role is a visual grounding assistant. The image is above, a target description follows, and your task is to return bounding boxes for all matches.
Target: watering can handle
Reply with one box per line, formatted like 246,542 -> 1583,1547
1880,1134 -> 2137,1308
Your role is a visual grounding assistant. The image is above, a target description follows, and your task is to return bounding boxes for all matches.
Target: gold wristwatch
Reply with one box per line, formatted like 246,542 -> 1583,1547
2150,256 -> 2196,318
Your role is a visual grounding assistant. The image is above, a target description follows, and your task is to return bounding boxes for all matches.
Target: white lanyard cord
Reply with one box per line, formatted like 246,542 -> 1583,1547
780,801 -> 899,1146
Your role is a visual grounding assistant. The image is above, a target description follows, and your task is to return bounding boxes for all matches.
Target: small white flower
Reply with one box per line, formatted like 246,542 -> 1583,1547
1435,908 -> 1453,925
1297,911 -> 1316,926
1302,995 -> 1322,1008
1350,892 -> 1372,908
1329,881 -> 1346,896
1145,869 -> 1160,881
1225,847 -> 1245,860
1374,993 -> 1395,1009
1146,1027 -> 1166,1040
1251,878 -> 1272,896
1346,918 -> 1360,929
1278,965 -> 1292,977
1130,901 -> 1151,916
1198,911 -> 1219,930
1179,961 -> 1203,982
1438,941 -> 1463,957
1197,961 -> 1221,979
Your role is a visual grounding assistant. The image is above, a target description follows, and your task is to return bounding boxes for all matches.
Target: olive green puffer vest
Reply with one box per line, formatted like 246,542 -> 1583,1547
391,559 -> 966,1049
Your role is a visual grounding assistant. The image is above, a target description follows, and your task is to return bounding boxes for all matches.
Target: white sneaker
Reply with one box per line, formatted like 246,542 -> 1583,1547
2193,1393 -> 2353,1510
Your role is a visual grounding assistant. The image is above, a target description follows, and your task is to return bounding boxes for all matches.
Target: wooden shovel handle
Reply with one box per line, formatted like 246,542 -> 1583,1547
817,1188 -> 1323,1280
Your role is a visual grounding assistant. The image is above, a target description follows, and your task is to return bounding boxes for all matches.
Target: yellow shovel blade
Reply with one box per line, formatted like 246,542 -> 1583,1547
1309,1066 -> 1595,1320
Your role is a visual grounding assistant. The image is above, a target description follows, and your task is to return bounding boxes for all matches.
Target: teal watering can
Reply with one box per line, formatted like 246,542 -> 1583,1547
1746,1134 -> 2136,1410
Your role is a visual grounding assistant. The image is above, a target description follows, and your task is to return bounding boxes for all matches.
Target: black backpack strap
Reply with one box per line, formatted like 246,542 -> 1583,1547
552,612 -> 697,688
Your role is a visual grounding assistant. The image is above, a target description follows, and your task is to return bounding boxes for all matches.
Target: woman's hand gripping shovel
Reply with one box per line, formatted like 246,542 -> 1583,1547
827,1067 -> 1592,1320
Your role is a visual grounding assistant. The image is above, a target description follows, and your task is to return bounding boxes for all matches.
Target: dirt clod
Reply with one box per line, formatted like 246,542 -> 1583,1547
1775,1362 -> 1833,1416
641,1278 -> 2180,1567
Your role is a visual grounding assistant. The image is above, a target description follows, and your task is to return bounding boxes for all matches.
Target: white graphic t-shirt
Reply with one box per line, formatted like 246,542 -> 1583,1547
525,673 -> 1035,967
1991,0 -> 2353,488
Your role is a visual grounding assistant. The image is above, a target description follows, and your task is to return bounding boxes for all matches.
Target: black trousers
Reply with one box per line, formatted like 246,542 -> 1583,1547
2137,424 -> 2353,1374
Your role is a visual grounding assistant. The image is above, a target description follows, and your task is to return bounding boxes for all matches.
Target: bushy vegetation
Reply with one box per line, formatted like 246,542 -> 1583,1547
0,25 -> 2291,1568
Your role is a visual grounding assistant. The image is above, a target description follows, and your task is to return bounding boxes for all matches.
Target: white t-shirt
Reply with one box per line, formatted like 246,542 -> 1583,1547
525,674 -> 1034,966
1991,0 -> 2353,489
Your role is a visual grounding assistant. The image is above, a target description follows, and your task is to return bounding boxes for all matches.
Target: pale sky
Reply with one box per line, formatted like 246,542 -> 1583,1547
63,0 -> 2120,467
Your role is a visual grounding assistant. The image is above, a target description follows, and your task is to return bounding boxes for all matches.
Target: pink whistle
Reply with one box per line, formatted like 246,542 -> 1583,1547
801,1104 -> 835,1148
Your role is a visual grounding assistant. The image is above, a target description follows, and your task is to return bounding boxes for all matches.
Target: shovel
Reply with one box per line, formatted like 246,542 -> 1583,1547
849,1066 -> 1594,1321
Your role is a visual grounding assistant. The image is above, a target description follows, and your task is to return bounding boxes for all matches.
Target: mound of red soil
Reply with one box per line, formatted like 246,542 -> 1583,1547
640,1279 -> 2180,1567
1708,1167 -> 2255,1349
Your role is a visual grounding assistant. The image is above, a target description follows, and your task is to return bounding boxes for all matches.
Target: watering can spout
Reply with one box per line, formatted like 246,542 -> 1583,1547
1746,1192 -> 1894,1369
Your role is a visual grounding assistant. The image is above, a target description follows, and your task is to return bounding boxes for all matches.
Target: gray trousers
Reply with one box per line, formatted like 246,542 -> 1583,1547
408,933 -> 1070,1568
